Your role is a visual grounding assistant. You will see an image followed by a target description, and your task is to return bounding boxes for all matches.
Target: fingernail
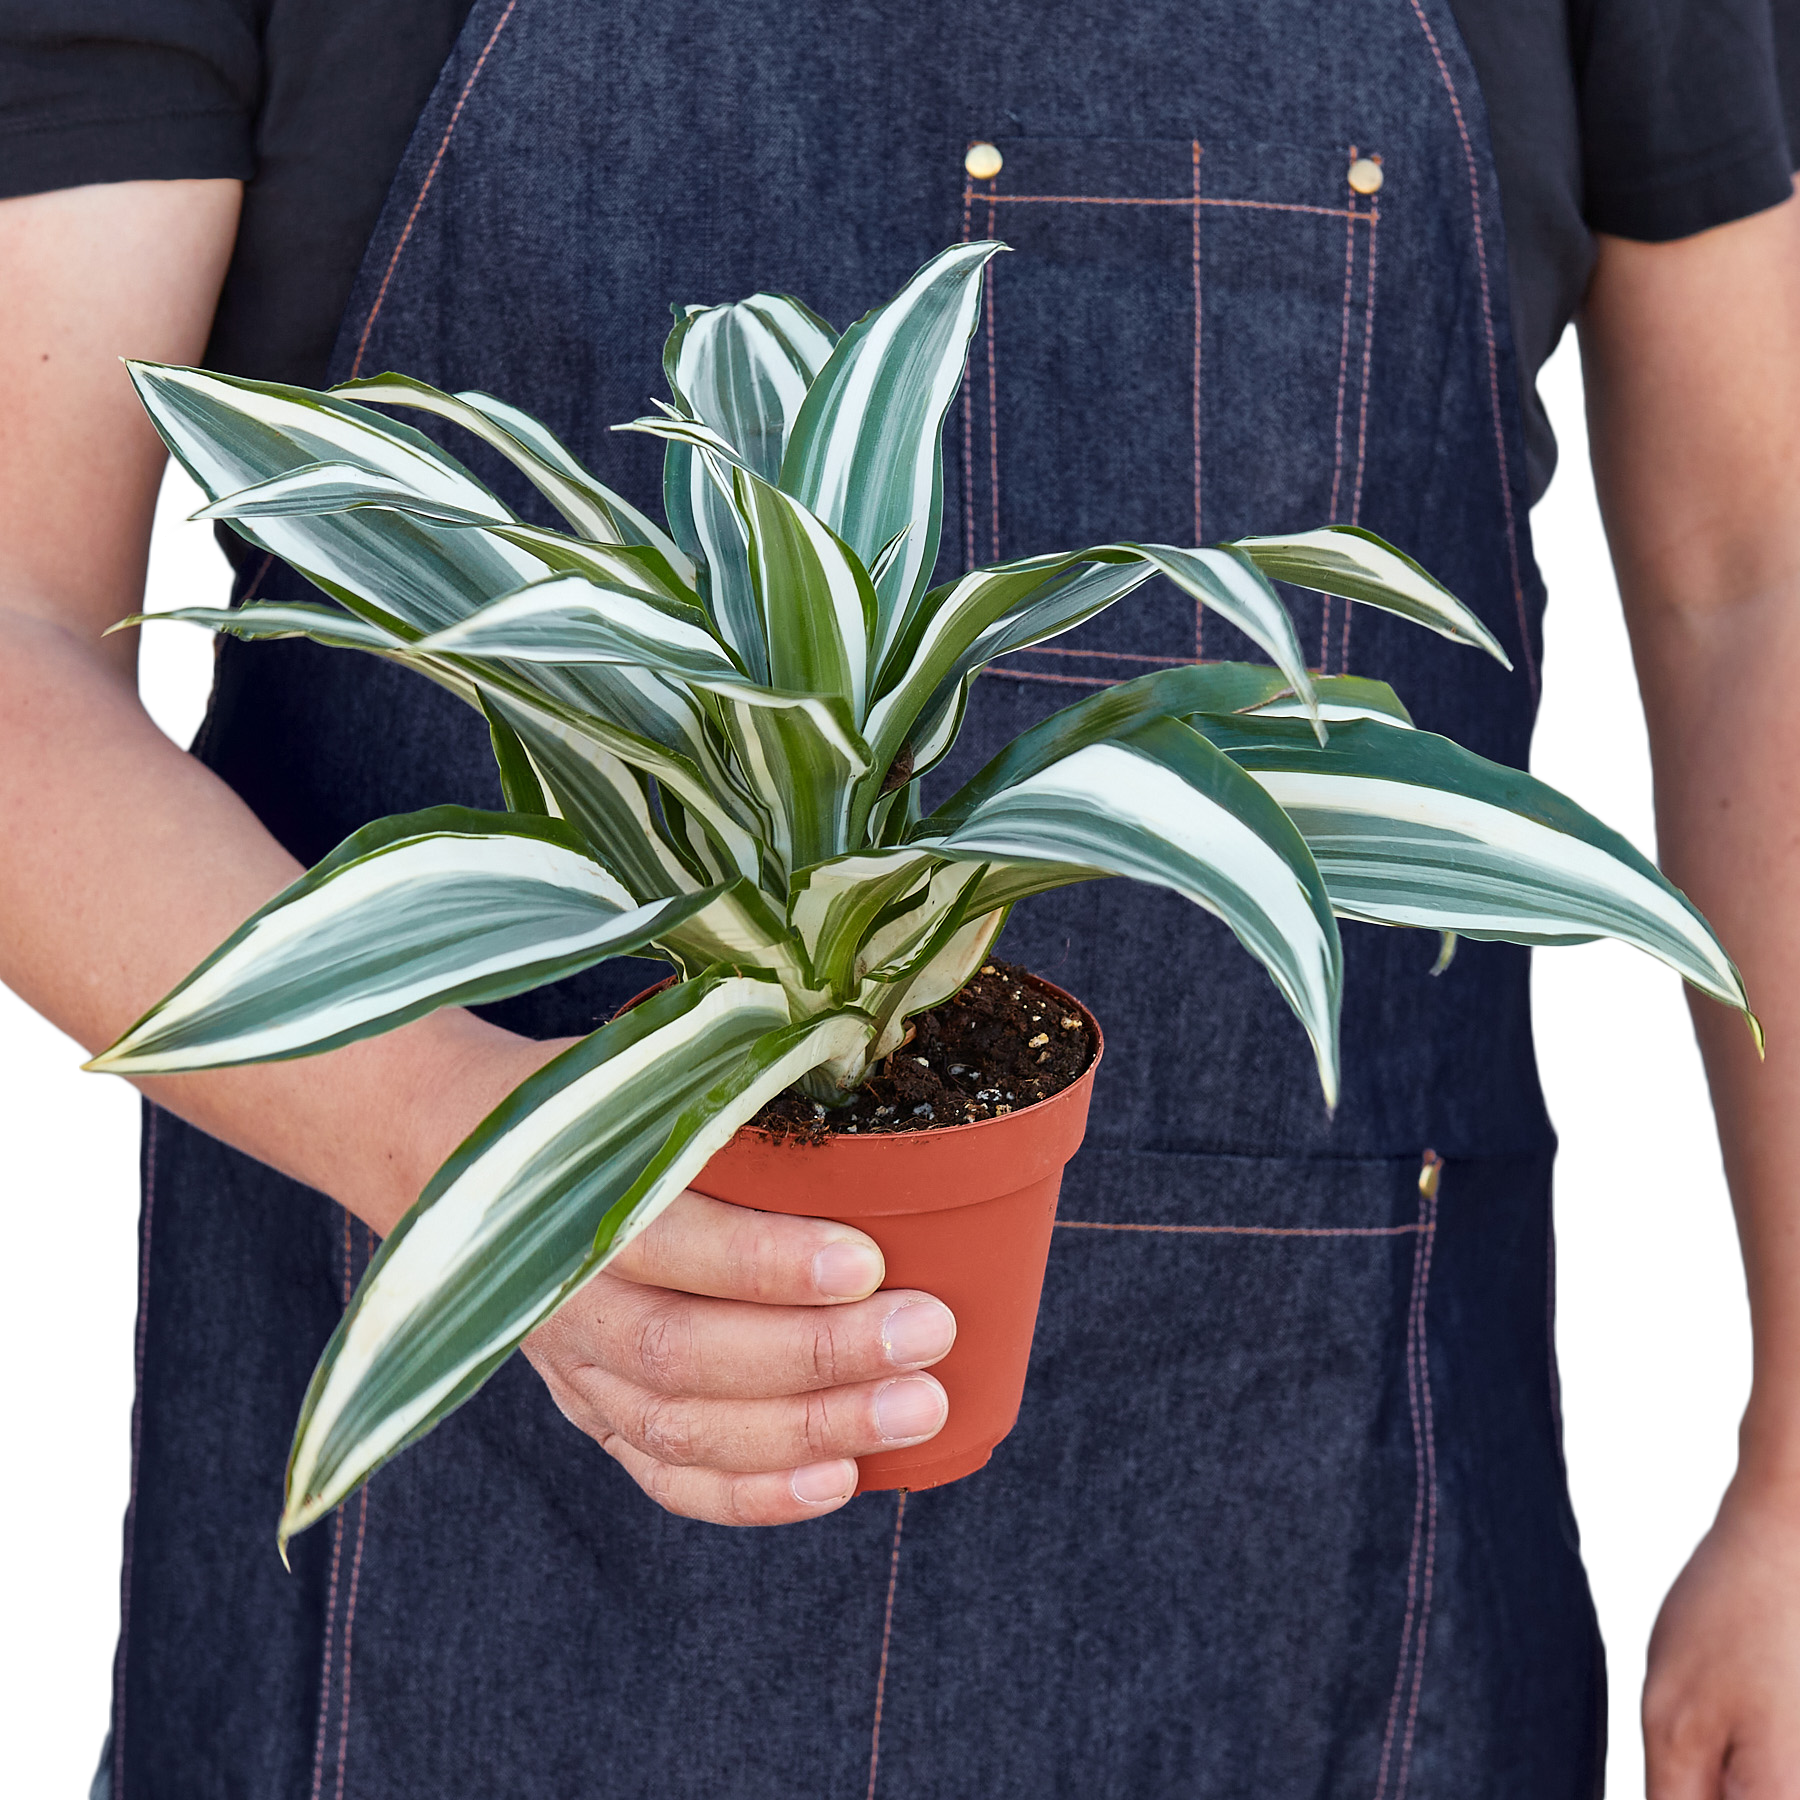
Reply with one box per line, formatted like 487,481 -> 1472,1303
813,1239 -> 883,1298
875,1376 -> 948,1444
881,1299 -> 956,1366
791,1460 -> 857,1505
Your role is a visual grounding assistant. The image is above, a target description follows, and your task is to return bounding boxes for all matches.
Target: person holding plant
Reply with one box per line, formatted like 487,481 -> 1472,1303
4,2 -> 1800,1797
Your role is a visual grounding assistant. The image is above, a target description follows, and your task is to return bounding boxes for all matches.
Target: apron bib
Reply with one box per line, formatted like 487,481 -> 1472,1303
112,3 -> 1604,1794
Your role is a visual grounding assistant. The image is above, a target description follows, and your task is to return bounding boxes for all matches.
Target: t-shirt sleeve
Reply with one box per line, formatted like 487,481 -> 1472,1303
0,1 -> 263,201
1576,0 -> 1795,241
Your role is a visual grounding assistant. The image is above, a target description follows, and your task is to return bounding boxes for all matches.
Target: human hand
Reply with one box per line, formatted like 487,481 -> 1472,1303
1643,1470 -> 1800,1797
522,1189 -> 954,1525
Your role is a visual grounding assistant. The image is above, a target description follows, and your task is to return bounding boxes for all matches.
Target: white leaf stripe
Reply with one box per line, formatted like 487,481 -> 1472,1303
333,374 -> 693,571
1250,768 -> 1747,1008
665,295 -> 833,481
1134,547 -> 1320,736
928,725 -> 1343,1104
417,574 -> 743,680
1229,525 -> 1511,668
782,240 -> 1006,645
88,819 -> 716,1074
735,471 -> 873,717
118,602 -> 406,653
194,460 -> 517,528
280,980 -> 873,1541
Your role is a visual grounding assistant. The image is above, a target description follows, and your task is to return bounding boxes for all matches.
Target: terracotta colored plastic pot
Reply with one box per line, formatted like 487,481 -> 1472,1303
620,973 -> 1102,1492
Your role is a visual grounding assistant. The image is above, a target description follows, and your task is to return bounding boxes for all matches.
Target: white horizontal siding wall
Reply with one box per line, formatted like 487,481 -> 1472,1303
0,355 -> 1752,1796
1,460 -> 227,1795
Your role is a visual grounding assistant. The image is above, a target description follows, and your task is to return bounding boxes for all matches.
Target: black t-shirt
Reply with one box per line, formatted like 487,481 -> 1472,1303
2,0 -> 1795,501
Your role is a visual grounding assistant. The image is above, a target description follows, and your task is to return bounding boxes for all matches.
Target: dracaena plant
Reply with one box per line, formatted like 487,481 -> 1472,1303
94,241 -> 1753,1548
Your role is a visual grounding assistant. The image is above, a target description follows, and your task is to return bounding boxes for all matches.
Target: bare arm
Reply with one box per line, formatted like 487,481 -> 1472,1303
1582,184 -> 1800,1797
0,180 -> 554,1231
0,181 -> 949,1524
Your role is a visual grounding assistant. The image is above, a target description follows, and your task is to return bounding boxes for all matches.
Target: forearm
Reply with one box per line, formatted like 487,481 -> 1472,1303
1628,583 -> 1800,1484
1582,190 -> 1800,1488
0,604 -> 556,1233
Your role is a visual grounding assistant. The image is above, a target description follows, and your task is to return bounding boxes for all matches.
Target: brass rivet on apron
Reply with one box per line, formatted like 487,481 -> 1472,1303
1347,156 -> 1383,195
964,141 -> 1004,180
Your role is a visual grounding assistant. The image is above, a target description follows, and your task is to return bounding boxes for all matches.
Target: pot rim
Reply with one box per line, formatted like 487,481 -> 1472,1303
616,966 -> 1104,1146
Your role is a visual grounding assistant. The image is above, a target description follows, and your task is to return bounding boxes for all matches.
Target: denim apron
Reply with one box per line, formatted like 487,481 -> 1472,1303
110,2 -> 1606,1794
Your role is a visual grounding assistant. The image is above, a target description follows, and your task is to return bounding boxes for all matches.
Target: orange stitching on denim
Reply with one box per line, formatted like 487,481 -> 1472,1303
1325,160 -> 1361,664
1025,645 -> 1202,664
981,193 -> 1369,220
985,667 -> 1127,688
1374,1151 -> 1442,1800
1057,1220 -> 1431,1237
1406,0 -> 1536,695
349,0 -> 520,379
112,1104 -> 161,1799
1395,1158 -> 1442,1799
961,186 -> 977,570
1191,139 -> 1205,659
332,1484 -> 371,1800
310,1208 -> 358,1800
985,190 -> 1000,562
865,1491 -> 907,1800
1339,196 -> 1381,672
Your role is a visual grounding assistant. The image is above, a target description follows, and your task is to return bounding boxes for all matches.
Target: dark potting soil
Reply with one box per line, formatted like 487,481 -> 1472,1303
750,961 -> 1094,1143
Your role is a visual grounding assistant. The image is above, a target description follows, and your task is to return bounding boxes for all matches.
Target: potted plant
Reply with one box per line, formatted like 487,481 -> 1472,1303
94,242 -> 1754,1548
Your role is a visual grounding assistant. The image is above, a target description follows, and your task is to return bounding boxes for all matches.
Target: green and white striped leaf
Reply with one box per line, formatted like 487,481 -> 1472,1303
1241,674 -> 1415,729
416,573 -> 745,683
663,292 -> 837,481
88,809 -> 734,1074
1197,714 -> 1753,1023
920,716 -> 1344,1104
922,660 -> 1294,831
483,525 -> 700,606
193,460 -> 517,529
789,848 -> 945,995
863,544 -> 1317,792
483,687 -> 753,897
857,897 -> 1010,1069
704,686 -> 873,876
654,880 -> 815,995
1133,547 -> 1321,738
335,373 -> 691,570
781,240 -> 1007,646
733,469 -> 874,716
280,975 -> 876,1543
1229,525 -> 1511,668
116,601 -> 409,654
129,362 -> 552,637
624,409 -> 766,679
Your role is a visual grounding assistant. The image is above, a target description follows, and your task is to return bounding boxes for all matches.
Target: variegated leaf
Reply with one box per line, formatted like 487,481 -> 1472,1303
733,468 -> 874,716
1228,525 -> 1511,667
416,573 -> 745,684
87,809 -> 729,1074
920,716 -> 1344,1104
864,545 -> 1318,796
334,373 -> 691,571
1197,715 -> 1754,1026
280,975 -> 875,1543
483,687 -> 753,897
115,601 -> 409,654
128,362 -> 551,636
704,686 -> 873,877
788,848 -> 945,996
781,240 -> 1007,646
193,460 -> 516,528
1241,674 -> 1415,729
663,292 -> 837,481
